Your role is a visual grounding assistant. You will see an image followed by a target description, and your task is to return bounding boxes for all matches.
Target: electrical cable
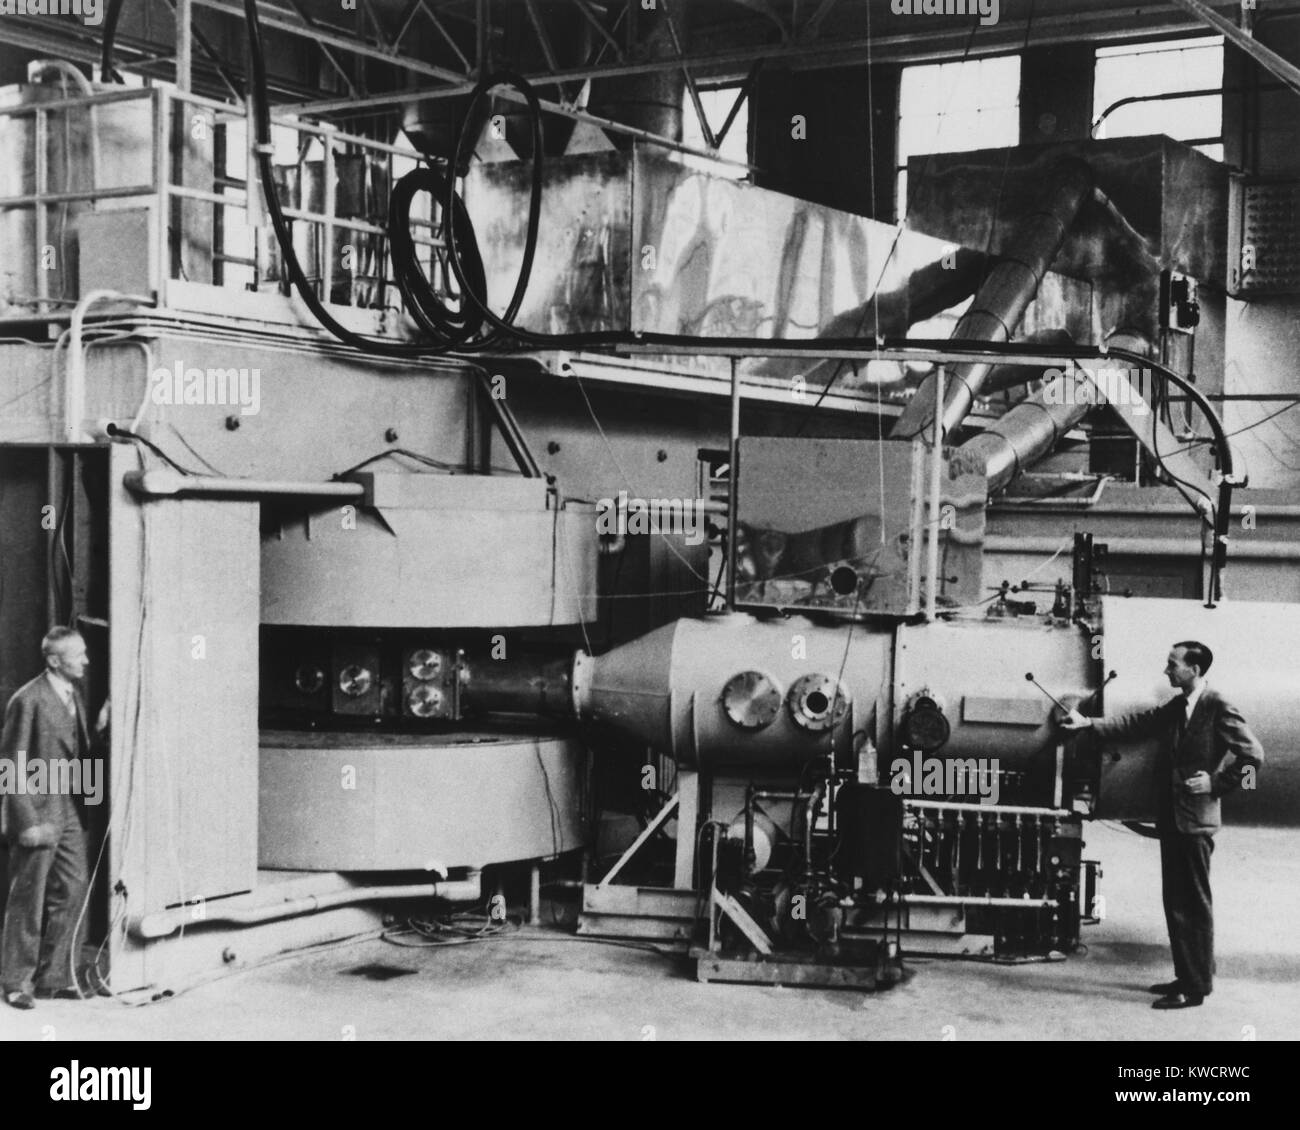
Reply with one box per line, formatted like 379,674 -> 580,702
101,0 -> 126,83
104,424 -> 204,476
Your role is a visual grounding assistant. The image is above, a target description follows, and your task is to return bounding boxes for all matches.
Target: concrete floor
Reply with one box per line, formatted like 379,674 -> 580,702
2,822 -> 1297,1041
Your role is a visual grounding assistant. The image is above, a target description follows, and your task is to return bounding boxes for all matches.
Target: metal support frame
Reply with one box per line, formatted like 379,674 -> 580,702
925,364 -> 945,621
0,85 -> 437,318
595,793 -> 679,888
1,1 -> 1222,134
176,0 -> 193,94
726,358 -> 741,611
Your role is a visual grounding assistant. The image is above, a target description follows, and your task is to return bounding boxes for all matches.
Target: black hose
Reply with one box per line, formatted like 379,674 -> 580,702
244,0 -> 460,357
101,0 -> 126,83
388,168 -> 486,345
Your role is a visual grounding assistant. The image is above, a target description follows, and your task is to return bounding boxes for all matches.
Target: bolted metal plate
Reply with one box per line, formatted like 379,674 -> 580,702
720,670 -> 783,730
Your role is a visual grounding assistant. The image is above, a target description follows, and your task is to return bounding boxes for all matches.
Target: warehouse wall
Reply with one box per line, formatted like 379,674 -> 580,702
1221,15 -> 1300,492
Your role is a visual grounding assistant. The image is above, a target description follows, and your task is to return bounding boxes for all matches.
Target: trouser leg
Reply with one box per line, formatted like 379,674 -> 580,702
1,840 -> 57,996
34,819 -> 89,992
1160,831 -> 1214,996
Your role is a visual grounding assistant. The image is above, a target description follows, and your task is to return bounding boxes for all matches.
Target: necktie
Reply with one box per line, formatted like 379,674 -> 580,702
1173,696 -> 1189,746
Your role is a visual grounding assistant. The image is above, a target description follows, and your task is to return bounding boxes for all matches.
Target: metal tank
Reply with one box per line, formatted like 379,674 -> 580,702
572,613 -> 892,770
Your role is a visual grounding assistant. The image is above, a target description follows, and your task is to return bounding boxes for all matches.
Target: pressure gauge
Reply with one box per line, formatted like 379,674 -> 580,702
902,690 -> 950,753
408,649 -> 441,680
408,684 -> 443,718
338,664 -> 373,698
294,665 -> 326,696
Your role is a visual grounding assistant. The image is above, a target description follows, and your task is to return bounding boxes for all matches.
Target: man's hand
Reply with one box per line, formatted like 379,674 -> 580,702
1058,709 -> 1093,731
1183,770 -> 1212,795
16,823 -> 57,849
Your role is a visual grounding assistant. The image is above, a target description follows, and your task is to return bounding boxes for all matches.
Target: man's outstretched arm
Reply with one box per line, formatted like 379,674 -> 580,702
1059,703 -> 1166,740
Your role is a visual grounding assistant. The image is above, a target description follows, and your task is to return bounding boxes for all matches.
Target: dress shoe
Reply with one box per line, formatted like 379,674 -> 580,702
34,986 -> 82,1001
1152,992 -> 1204,1010
1148,980 -> 1183,994
4,990 -> 35,1010
35,983 -> 111,1000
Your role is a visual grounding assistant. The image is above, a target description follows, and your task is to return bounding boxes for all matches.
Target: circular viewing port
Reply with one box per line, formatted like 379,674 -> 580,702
786,673 -> 850,733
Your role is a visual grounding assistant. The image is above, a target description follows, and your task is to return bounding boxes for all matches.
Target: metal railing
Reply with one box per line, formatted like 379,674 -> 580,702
0,84 -> 442,320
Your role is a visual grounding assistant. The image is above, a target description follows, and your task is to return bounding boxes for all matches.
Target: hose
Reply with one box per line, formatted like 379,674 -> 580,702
387,167 -> 486,345
101,0 -> 126,83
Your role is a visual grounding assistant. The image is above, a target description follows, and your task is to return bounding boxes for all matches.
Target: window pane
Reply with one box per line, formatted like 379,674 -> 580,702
1094,35 -> 1224,147
680,86 -> 750,179
895,55 -> 1021,220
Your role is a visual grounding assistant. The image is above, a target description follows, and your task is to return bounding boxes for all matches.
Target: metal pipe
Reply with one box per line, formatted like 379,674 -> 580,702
131,875 -> 482,940
985,535 -> 1300,560
459,655 -> 575,717
892,159 -> 1095,440
474,368 -> 542,478
727,355 -> 741,610
906,800 -> 1068,817
991,501 -> 1300,519
528,864 -> 541,925
123,468 -> 366,499
980,329 -> 1076,396
900,894 -> 1056,908
955,371 -> 1092,493
803,780 -> 826,885
955,323 -> 1154,495
926,364 -> 944,620
176,0 -> 193,94
1167,0 -> 1300,96
68,291 -> 155,443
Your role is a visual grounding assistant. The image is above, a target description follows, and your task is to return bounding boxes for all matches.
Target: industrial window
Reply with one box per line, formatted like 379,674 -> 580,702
1093,35 -> 1224,161
895,54 -> 1021,221
679,83 -> 751,178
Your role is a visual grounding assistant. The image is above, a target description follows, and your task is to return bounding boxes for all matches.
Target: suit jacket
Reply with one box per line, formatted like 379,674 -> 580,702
0,673 -> 91,841
1094,687 -> 1264,835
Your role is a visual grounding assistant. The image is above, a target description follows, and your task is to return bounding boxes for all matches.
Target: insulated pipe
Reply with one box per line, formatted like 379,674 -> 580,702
955,327 -> 1154,494
954,370 -> 1094,493
131,875 -> 483,940
459,655 -> 575,717
123,468 -> 366,500
892,159 -> 1095,440
28,59 -> 94,96
68,290 -> 153,442
980,330 -> 1076,396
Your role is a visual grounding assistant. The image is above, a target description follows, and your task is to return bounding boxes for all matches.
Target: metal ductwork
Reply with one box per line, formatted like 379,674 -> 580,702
892,159 -> 1095,440
955,321 -> 1154,494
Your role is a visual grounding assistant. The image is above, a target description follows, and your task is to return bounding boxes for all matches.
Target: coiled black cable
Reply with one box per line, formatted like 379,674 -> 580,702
388,167 -> 486,346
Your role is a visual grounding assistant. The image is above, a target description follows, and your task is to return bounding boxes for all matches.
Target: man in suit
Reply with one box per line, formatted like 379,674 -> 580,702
1061,640 -> 1263,1010
1,627 -> 96,1010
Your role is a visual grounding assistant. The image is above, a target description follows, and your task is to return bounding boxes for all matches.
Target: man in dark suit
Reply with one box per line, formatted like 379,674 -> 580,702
1,627 -> 95,1010
1061,640 -> 1263,1010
